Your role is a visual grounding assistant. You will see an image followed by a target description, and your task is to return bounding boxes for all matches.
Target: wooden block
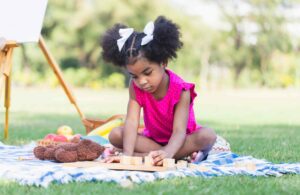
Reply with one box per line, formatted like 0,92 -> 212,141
144,156 -> 153,166
188,163 -> 209,171
63,161 -> 175,172
176,160 -> 188,168
120,156 -> 132,165
188,163 -> 198,169
163,158 -> 175,168
132,156 -> 143,165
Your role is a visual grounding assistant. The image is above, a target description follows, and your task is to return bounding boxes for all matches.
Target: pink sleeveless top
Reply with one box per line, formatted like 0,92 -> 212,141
133,69 -> 201,145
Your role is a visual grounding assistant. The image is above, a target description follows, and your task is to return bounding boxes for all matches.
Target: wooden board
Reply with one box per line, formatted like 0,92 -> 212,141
63,160 -> 176,172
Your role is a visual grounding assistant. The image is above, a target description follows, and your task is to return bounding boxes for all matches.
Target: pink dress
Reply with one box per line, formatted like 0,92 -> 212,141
133,69 -> 202,145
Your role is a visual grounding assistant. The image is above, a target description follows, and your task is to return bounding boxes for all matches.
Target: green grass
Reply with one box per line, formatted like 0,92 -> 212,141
1,87 -> 300,194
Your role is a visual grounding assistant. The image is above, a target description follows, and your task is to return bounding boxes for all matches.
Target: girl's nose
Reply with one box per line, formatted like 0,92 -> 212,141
139,78 -> 148,86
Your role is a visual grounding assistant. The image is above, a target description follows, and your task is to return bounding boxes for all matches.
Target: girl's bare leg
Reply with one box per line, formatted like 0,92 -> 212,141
174,127 -> 216,159
109,126 -> 162,153
109,126 -> 216,160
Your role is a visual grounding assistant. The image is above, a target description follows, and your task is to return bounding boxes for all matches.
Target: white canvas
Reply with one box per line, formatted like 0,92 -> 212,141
0,0 -> 48,43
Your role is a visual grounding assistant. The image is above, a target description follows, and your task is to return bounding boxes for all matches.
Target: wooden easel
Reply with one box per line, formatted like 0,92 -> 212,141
0,36 -> 85,139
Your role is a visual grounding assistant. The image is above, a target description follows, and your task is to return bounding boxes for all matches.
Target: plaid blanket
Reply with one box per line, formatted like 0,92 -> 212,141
0,141 -> 299,188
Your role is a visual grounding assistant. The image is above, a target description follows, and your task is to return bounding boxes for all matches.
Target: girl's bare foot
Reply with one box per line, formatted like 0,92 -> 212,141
102,146 -> 122,158
189,151 -> 207,163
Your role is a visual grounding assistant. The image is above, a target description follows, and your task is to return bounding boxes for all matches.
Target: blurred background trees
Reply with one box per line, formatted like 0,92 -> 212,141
12,0 -> 300,89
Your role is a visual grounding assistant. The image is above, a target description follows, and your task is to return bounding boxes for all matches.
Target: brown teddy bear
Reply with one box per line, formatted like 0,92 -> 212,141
33,139 -> 105,163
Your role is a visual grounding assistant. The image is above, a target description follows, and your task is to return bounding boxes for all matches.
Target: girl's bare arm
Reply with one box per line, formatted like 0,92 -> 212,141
123,82 -> 141,156
149,90 -> 190,164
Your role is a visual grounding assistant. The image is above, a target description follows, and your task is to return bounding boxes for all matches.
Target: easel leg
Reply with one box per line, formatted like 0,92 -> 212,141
0,51 -> 6,100
38,36 -> 85,120
2,48 -> 14,139
4,73 -> 11,139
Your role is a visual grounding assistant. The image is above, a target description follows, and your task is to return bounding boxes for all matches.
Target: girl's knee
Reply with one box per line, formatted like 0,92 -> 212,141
197,127 -> 217,146
108,126 -> 123,144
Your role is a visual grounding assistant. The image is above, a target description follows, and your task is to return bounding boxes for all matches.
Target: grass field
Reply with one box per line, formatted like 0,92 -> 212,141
0,87 -> 299,194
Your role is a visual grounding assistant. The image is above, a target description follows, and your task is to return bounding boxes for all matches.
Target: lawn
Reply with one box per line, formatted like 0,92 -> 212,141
0,87 -> 300,194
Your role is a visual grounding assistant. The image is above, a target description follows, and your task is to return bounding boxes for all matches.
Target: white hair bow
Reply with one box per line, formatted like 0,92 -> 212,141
117,21 -> 154,51
141,21 -> 154,46
117,28 -> 134,51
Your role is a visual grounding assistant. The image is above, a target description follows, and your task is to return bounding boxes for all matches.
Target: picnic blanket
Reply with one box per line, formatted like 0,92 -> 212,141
0,141 -> 300,188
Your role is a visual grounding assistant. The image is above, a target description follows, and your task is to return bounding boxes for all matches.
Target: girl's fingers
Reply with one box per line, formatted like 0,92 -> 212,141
103,157 -> 112,163
103,156 -> 120,163
153,152 -> 166,165
149,150 -> 169,165
154,157 -> 164,166
153,154 -> 162,163
148,150 -> 160,158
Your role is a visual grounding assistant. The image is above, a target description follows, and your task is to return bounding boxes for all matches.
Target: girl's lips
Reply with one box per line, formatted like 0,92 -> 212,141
143,87 -> 152,91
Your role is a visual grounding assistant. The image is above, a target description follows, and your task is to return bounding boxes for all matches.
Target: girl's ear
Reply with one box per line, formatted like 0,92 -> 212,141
161,60 -> 168,68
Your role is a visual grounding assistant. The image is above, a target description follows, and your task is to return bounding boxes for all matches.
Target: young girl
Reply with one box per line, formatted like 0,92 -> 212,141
100,16 -> 216,165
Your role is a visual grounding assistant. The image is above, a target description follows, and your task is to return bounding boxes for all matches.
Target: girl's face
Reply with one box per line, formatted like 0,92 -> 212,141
126,58 -> 167,95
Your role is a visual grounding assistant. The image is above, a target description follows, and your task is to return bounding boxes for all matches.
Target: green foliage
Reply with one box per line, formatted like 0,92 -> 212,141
63,68 -> 99,87
10,0 -> 300,88
104,72 -> 125,88
46,68 -> 125,89
60,57 -> 80,69
13,71 -> 43,86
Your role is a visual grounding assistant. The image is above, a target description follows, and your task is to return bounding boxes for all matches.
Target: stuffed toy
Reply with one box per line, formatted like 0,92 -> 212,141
33,139 -> 105,163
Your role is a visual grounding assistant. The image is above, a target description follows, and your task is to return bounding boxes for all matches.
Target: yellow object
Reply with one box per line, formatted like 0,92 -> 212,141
87,118 -> 123,138
65,135 -> 74,141
57,125 -> 73,136
65,134 -> 81,141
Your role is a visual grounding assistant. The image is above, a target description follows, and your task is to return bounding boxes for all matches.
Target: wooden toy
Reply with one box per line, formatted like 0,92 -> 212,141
163,158 -> 175,168
37,139 -> 66,147
144,156 -> 154,166
63,156 -> 185,172
188,163 -> 209,171
120,155 -> 132,165
176,160 -> 188,169
132,156 -> 143,165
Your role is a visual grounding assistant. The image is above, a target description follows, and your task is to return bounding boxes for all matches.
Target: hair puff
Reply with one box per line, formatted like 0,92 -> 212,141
101,23 -> 128,66
100,16 -> 183,67
143,16 -> 183,63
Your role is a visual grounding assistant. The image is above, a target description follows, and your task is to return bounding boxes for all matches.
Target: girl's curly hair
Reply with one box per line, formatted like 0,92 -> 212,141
101,16 -> 183,67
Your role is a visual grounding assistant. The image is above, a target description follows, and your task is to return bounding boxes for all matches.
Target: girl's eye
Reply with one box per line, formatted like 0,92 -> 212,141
131,75 -> 138,79
144,71 -> 152,76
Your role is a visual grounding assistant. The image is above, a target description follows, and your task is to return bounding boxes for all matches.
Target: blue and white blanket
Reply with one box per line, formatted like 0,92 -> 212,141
0,141 -> 299,188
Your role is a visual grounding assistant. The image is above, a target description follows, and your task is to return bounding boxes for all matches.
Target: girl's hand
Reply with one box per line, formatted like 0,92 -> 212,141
102,155 -> 121,163
148,150 -> 171,166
